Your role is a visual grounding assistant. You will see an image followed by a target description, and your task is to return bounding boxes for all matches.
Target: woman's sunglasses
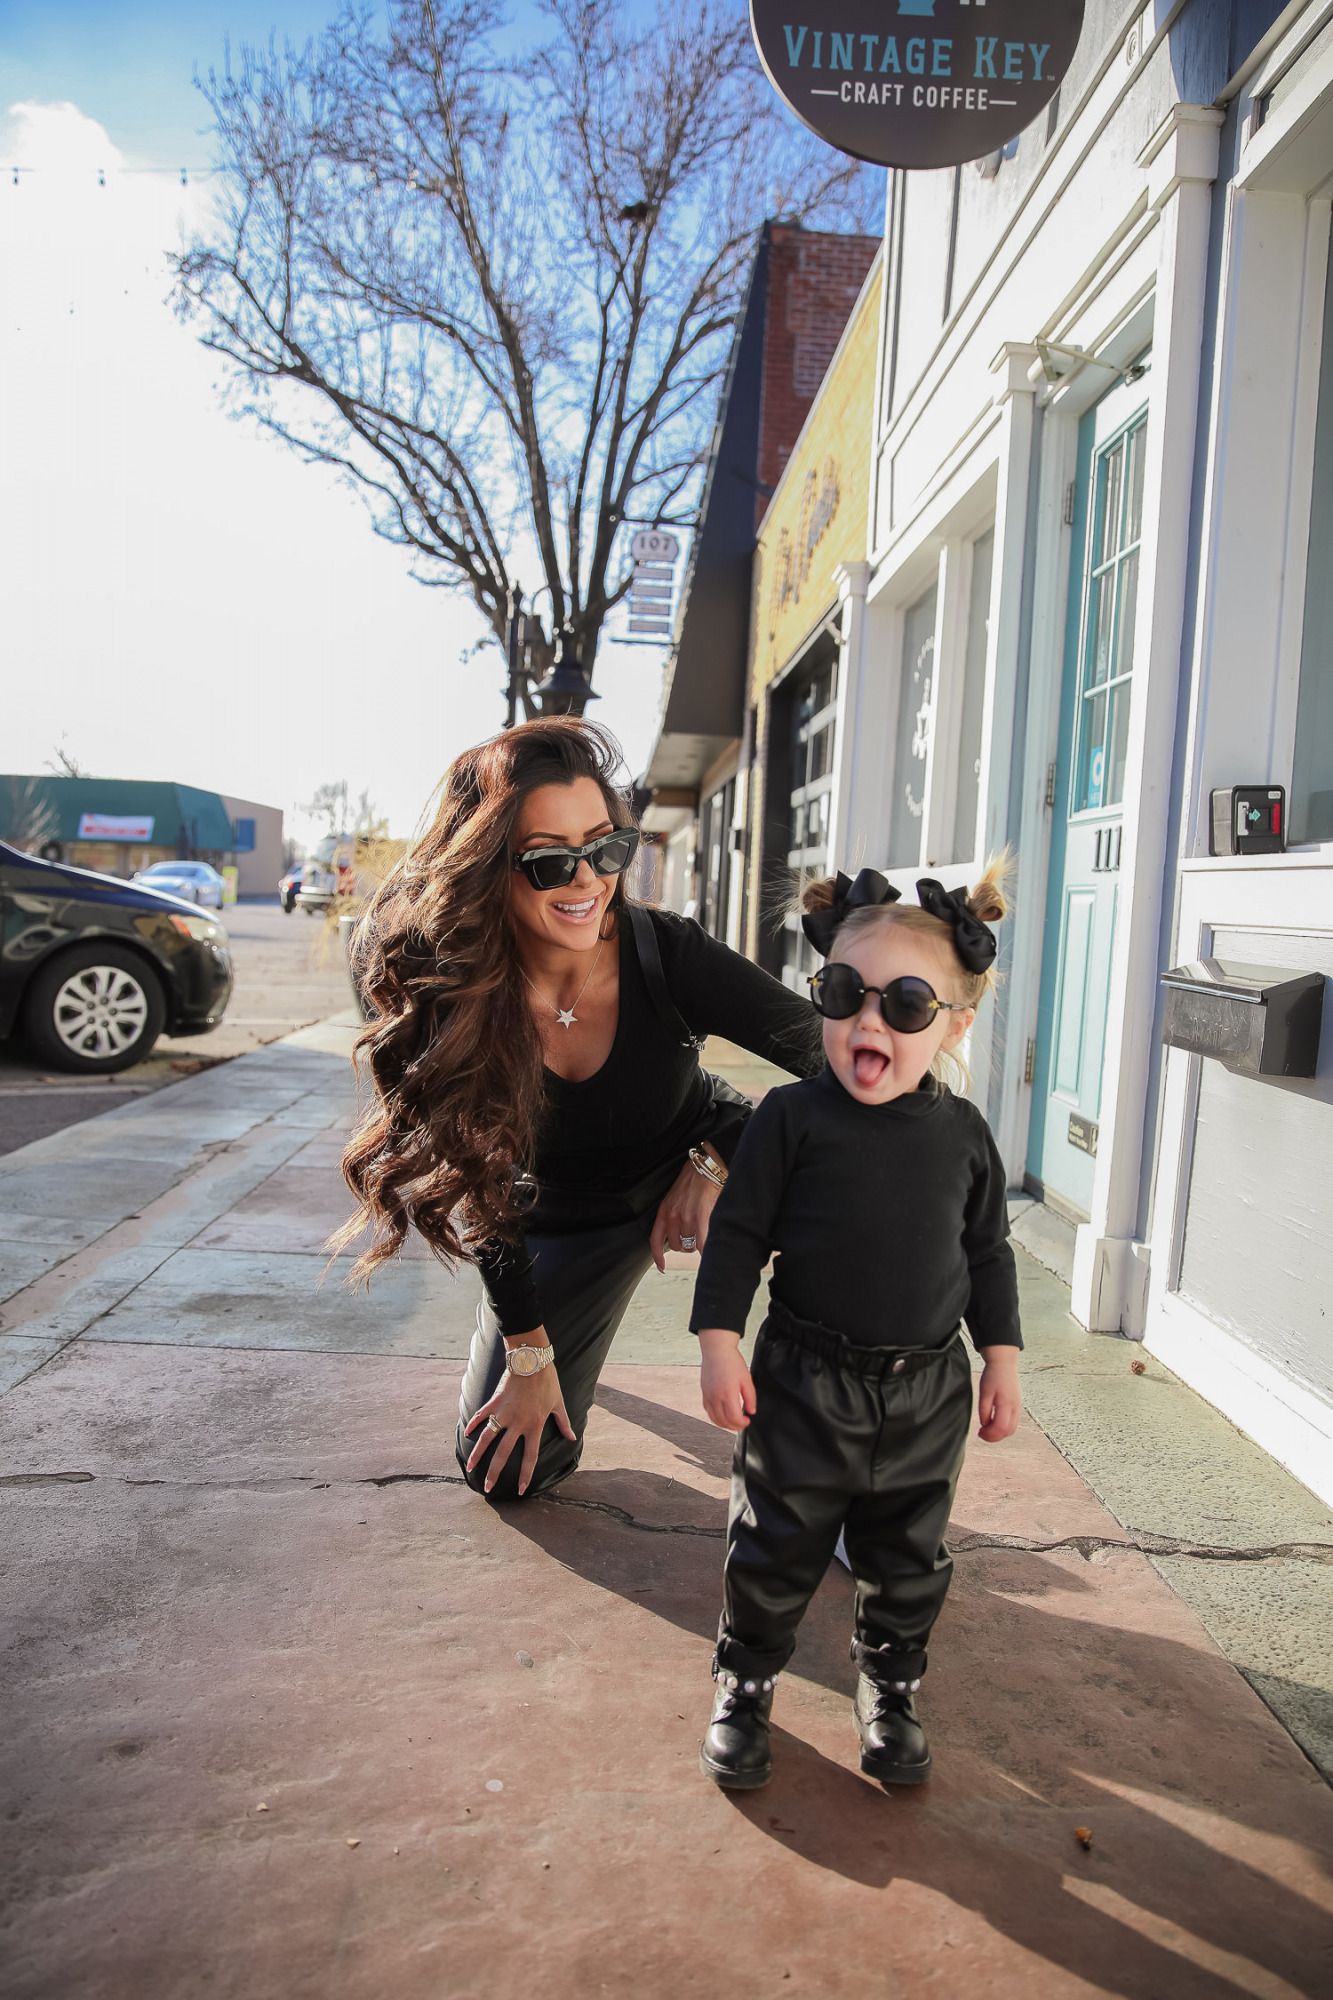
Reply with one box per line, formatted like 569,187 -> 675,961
808,963 -> 970,1035
511,827 -> 640,892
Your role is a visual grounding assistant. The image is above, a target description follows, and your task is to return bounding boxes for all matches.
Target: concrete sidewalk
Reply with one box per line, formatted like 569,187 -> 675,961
2,1018 -> 1332,1998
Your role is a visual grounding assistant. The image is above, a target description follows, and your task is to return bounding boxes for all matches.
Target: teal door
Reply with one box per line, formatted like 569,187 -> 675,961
1028,378 -> 1148,1216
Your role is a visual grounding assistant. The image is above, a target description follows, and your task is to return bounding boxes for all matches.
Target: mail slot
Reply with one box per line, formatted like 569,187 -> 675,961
1160,959 -> 1324,1078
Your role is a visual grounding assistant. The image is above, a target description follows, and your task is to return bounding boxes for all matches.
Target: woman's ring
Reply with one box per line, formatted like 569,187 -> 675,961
679,1234 -> 697,1251
484,1414 -> 504,1435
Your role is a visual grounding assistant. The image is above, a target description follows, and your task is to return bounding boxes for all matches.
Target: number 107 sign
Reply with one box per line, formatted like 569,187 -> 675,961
750,0 -> 1084,172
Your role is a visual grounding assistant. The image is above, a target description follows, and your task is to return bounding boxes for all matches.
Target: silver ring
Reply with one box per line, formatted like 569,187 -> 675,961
484,1414 -> 504,1435
679,1234 -> 697,1251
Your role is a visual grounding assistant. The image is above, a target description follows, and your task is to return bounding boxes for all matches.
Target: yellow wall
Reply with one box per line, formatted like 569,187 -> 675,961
742,258 -> 880,959
748,259 -> 881,708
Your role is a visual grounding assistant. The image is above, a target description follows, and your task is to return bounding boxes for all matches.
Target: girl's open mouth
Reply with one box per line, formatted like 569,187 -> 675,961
852,1046 -> 890,1090
550,895 -> 600,923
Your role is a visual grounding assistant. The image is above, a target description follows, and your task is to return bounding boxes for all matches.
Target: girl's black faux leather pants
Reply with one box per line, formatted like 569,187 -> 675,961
717,1303 -> 974,1687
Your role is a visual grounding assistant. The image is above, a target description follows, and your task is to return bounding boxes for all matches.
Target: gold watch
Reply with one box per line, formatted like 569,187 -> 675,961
504,1342 -> 555,1378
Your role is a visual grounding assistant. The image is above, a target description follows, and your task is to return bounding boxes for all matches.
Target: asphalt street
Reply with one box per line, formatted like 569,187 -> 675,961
0,900 -> 355,1156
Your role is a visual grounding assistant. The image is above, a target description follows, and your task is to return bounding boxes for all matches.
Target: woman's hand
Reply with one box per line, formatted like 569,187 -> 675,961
699,1327 -> 756,1432
650,1147 -> 725,1271
976,1348 -> 1022,1443
462,1336 -> 575,1496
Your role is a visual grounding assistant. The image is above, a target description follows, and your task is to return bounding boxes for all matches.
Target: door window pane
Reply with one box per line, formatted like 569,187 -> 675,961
889,583 -> 937,864
1054,890 -> 1096,1097
1292,217 -> 1333,843
699,778 -> 734,939
1074,416 -> 1146,813
948,527 -> 993,864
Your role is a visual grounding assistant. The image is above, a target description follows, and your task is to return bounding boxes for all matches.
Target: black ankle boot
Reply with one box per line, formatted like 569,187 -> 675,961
854,1671 -> 932,1785
699,1661 -> 778,1790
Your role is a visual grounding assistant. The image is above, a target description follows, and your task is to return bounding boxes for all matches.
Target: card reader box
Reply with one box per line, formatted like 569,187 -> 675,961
1209,785 -> 1285,856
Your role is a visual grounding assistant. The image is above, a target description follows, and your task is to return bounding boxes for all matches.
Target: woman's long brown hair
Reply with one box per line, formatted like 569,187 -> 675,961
334,717 -> 636,1284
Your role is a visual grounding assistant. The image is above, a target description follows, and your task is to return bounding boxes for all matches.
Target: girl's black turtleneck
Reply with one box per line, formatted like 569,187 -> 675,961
690,1066 -> 1021,1351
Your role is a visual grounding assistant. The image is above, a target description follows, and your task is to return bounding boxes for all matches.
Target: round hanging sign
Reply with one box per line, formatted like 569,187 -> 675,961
750,1 -> 1086,172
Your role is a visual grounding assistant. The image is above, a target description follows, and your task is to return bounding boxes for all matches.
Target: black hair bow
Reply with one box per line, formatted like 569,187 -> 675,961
915,877 -> 997,973
800,868 -> 901,957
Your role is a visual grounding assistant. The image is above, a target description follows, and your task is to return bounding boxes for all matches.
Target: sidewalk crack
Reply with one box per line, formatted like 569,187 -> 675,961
951,1531 -> 1333,1564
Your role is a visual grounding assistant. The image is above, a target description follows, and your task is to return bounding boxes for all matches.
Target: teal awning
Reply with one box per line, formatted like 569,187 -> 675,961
0,776 -> 237,851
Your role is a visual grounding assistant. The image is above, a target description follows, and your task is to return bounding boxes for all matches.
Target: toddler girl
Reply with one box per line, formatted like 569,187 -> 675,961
691,864 -> 1022,1789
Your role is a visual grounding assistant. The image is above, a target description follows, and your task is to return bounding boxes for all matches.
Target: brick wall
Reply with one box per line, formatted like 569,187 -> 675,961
756,225 -> 882,514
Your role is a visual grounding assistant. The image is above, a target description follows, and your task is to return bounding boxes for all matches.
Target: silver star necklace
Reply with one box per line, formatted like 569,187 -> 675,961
521,938 -> 605,1030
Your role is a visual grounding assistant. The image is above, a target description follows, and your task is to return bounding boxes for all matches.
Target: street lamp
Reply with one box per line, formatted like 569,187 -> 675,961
533,628 -> 598,717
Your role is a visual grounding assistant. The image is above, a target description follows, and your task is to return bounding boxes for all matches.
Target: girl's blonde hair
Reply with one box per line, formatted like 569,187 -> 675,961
799,853 -> 1011,1093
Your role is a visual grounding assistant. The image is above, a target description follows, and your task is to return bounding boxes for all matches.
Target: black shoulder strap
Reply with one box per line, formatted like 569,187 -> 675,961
627,904 -> 706,1052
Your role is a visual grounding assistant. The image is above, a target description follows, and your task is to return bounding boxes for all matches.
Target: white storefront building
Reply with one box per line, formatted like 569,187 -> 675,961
788,0 -> 1333,1501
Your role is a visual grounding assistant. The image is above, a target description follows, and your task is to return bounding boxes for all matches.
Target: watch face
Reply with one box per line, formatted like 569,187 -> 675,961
509,1347 -> 539,1377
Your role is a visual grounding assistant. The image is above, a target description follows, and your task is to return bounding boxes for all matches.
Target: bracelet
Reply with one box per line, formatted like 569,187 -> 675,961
689,1145 -> 728,1189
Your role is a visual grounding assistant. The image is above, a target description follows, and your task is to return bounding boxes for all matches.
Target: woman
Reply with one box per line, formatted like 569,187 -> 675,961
340,716 -> 822,1502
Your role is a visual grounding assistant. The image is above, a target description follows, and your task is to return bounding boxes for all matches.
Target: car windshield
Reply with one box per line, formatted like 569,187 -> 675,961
143,863 -> 185,875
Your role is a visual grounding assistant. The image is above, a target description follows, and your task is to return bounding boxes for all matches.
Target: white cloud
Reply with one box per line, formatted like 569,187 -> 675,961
0,100 -> 665,845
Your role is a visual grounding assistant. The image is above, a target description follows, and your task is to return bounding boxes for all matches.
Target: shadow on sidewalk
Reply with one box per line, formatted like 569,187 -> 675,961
495,1444 -> 1333,1998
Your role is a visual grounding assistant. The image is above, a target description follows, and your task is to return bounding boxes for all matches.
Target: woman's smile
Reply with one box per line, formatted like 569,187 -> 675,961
548,890 -> 602,925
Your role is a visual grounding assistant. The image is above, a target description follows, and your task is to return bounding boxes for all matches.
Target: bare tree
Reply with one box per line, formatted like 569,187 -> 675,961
303,779 -> 350,834
46,741 -> 87,779
175,0 -> 879,710
0,777 -> 59,854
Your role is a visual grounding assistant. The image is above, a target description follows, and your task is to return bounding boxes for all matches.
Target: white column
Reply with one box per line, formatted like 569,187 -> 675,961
828,559 -> 872,873
922,540 -> 964,869
1071,104 -> 1224,1334
991,399 -> 1077,1179
977,343 -> 1038,1168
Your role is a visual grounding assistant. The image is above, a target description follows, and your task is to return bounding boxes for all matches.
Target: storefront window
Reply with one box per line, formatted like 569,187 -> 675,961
698,777 -> 735,940
1291,217 -> 1333,845
948,526 -> 994,863
888,582 -> 938,864
781,655 -> 839,986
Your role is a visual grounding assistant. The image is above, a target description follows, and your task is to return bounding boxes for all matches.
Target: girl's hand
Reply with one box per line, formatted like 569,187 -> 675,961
976,1348 -> 1022,1442
699,1328 -> 756,1432
462,1336 -> 575,1495
650,1147 -> 725,1270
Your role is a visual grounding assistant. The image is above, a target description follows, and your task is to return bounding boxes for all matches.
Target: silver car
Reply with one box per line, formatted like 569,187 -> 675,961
131,860 -> 227,908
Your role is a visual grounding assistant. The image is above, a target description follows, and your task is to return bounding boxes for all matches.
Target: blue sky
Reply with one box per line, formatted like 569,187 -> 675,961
0,1 -> 667,838
0,3 -> 339,165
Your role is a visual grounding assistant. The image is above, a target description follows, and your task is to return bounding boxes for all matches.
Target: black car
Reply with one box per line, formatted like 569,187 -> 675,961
0,840 -> 234,1075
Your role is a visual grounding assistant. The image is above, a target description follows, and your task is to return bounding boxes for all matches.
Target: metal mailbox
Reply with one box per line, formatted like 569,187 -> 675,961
1160,959 -> 1324,1079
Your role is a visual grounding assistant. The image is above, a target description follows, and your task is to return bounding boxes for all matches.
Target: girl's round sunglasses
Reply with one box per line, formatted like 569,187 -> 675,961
511,827 -> 640,892
808,963 -> 970,1035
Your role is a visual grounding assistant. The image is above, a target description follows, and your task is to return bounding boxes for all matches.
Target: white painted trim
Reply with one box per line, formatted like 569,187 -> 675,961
992,411 -> 1079,1181
1071,114 -> 1220,1332
1177,179 -> 1332,861
1146,1290 -> 1333,1507
922,540 -> 963,871
1145,860 -> 1333,1500
827,561 -> 870,876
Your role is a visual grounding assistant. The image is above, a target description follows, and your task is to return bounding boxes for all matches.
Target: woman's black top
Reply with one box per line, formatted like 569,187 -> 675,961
689,1066 -> 1021,1352
477,908 -> 824,1334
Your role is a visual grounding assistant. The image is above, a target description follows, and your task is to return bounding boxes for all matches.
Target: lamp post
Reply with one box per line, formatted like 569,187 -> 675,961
504,589 -> 524,730
533,628 -> 598,718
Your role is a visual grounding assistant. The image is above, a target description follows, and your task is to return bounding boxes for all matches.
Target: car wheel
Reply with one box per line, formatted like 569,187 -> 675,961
23,944 -> 167,1075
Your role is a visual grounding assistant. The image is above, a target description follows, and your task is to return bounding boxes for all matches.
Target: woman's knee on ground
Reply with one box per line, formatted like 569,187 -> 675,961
454,1431 -> 546,1502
